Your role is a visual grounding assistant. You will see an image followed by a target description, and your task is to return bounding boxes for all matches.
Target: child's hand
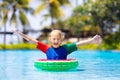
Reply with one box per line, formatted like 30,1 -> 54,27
91,35 -> 102,45
12,30 -> 18,33
12,30 -> 20,35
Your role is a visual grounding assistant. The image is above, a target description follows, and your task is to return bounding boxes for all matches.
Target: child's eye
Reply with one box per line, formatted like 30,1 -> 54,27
57,39 -> 60,41
53,38 -> 55,40
52,38 -> 60,41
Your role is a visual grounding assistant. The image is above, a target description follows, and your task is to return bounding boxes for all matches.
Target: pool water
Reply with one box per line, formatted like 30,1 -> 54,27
0,50 -> 120,80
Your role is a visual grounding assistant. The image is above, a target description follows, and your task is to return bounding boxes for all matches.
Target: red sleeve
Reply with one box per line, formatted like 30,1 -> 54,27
36,41 -> 49,53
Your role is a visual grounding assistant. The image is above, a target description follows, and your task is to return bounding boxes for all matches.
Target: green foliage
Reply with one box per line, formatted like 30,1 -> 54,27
64,0 -> 120,48
34,0 -> 70,24
19,10 -> 29,25
50,0 -> 63,19
90,0 -> 120,34
58,0 -> 70,5
70,0 -> 120,35
18,0 -> 30,5
0,0 -> 31,26
103,28 -> 120,47
1,10 -> 8,25
77,43 -> 120,50
0,43 -> 36,50
77,44 -> 99,50
34,3 -> 46,15
0,42 -> 120,50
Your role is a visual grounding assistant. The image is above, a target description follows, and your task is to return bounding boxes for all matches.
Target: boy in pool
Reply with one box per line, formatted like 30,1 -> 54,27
13,30 -> 101,60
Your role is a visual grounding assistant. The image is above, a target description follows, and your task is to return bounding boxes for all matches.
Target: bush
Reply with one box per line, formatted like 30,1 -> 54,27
77,44 -> 99,50
0,42 -> 120,50
77,43 -> 120,50
0,43 -> 36,50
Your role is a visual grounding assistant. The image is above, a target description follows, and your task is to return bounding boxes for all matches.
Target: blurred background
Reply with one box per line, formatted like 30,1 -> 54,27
0,0 -> 120,50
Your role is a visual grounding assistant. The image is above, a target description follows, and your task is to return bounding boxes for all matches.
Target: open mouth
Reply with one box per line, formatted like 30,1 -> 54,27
53,42 -> 60,46
54,43 -> 58,45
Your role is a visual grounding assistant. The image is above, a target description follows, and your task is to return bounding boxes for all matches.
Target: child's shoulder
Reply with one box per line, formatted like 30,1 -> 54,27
62,42 -> 76,48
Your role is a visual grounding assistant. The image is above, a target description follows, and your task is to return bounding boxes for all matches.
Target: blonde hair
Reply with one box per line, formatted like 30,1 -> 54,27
48,30 -> 64,41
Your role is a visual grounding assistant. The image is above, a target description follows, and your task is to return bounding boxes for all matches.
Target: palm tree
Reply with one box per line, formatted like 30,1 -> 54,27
0,1 -> 9,44
34,0 -> 70,28
0,0 -> 33,43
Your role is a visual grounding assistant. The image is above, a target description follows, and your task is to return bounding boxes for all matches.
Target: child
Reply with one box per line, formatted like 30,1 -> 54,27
13,30 -> 101,60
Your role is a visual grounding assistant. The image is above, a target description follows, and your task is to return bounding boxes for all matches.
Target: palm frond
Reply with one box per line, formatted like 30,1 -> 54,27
17,0 -> 30,5
58,0 -> 70,6
1,10 -> 9,25
19,10 -> 29,25
10,13 -> 17,26
43,14 -> 50,19
34,3 -> 46,15
0,1 -> 10,9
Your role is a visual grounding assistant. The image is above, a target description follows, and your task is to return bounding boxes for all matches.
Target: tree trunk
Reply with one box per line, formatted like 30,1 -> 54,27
23,27 -> 28,43
3,23 -> 6,45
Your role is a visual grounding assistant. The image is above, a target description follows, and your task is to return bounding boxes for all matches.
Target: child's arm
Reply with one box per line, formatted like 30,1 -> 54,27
13,30 -> 38,44
76,35 -> 102,46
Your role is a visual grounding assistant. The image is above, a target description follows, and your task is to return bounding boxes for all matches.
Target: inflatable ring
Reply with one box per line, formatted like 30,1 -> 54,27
34,59 -> 78,71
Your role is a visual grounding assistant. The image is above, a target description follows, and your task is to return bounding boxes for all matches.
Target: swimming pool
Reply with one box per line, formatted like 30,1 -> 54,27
0,50 -> 120,80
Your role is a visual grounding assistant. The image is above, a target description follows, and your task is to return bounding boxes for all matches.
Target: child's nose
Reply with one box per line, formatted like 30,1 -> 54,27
55,40 -> 58,42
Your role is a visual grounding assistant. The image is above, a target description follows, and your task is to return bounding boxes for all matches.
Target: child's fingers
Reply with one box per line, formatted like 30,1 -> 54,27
93,35 -> 102,44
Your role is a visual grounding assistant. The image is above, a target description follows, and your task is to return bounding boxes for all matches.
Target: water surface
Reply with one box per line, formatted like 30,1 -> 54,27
0,50 -> 120,80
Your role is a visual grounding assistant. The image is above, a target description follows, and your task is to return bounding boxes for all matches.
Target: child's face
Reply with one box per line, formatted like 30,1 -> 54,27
49,33 -> 62,48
